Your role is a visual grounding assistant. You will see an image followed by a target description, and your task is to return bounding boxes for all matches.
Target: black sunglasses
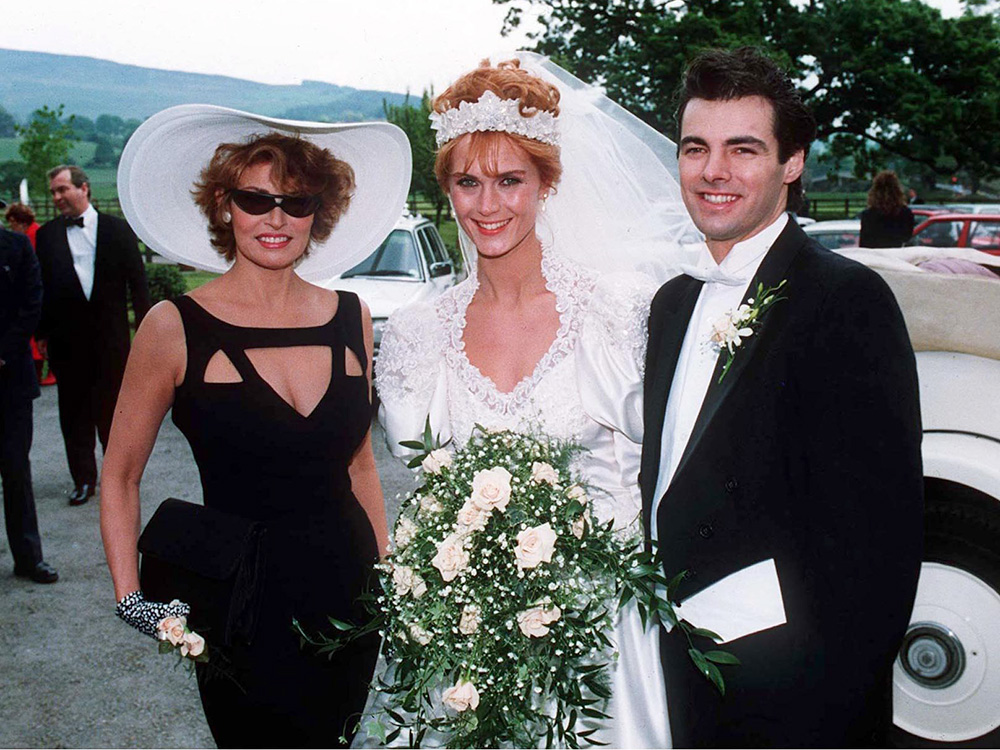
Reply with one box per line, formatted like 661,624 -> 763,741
228,189 -> 322,218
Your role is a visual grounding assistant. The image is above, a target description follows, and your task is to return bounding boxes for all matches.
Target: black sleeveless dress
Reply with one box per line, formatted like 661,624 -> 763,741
170,293 -> 379,748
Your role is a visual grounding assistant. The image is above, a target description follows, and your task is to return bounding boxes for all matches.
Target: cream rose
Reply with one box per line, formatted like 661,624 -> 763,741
456,500 -> 489,533
180,630 -> 206,658
408,623 -> 432,645
392,565 -> 427,598
419,494 -> 443,514
421,448 -> 453,474
158,616 -> 187,647
470,467 -> 513,512
530,461 -> 560,486
432,534 -> 470,582
394,516 -> 418,549
514,522 -> 558,570
516,604 -> 562,638
442,679 -> 481,712
458,604 -> 481,635
566,484 -> 589,506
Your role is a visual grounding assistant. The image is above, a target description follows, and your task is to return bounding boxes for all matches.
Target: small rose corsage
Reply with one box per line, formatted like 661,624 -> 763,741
707,280 -> 787,383
156,613 -> 208,664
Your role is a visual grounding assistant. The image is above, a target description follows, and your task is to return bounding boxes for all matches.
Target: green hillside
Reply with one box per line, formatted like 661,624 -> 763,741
0,48 -> 409,122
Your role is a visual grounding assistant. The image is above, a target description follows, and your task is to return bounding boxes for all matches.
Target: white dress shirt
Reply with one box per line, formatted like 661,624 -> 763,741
66,204 -> 98,300
651,213 -> 790,643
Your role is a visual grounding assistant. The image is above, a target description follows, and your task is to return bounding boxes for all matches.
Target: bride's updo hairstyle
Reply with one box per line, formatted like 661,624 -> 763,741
433,59 -> 563,192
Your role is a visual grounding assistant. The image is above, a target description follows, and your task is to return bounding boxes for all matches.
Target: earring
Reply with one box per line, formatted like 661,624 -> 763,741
540,194 -> 549,213
222,210 -> 232,223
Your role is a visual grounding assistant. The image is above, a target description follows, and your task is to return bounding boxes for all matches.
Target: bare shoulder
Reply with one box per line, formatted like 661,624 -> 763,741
135,299 -> 184,341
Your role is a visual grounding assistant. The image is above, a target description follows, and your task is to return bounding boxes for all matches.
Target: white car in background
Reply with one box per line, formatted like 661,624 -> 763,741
802,218 -> 861,249
323,211 -> 469,356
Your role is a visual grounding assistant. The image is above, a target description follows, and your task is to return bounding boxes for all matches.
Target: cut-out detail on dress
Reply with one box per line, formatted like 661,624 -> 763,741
245,345 -> 333,419
204,350 -> 244,383
344,346 -> 364,377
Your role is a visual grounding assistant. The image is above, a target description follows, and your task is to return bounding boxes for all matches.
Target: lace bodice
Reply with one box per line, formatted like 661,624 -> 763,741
377,249 -> 656,529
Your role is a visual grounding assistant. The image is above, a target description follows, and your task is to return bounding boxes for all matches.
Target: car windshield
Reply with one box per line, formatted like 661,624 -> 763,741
810,231 -> 859,250
912,220 -> 963,247
341,230 -> 422,279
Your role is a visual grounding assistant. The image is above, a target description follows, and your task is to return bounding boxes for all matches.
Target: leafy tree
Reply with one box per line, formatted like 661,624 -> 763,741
89,138 -> 117,167
16,105 -> 76,196
384,91 -> 449,224
96,113 -> 125,137
496,0 -> 1000,189
0,105 -> 17,138
71,115 -> 96,142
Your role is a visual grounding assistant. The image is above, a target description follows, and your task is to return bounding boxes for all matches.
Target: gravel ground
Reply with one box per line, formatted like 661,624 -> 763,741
0,385 -> 414,748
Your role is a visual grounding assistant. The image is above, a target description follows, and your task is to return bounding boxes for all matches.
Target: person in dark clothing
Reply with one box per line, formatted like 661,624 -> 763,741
0,227 -> 58,583
860,170 -> 915,247
35,165 -> 151,506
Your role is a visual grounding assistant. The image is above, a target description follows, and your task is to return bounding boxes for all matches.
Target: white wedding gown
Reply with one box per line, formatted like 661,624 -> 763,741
372,248 -> 672,748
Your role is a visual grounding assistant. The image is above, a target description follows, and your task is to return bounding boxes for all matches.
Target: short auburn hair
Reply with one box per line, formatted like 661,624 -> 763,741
192,132 -> 355,262
433,59 -> 563,192
5,202 -> 35,225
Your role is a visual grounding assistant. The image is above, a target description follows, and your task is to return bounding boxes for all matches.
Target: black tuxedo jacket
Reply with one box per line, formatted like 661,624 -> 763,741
35,211 -> 150,379
0,228 -> 42,404
641,221 -> 923,747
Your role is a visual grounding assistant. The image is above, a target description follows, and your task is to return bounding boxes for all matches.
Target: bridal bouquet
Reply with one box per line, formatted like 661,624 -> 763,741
303,426 -> 736,748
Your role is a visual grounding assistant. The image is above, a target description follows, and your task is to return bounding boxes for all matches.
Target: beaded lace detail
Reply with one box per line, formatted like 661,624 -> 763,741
439,249 -> 597,419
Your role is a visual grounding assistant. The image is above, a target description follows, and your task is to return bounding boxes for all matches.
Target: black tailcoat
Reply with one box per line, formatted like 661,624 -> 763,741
35,211 -> 149,485
641,221 -> 923,747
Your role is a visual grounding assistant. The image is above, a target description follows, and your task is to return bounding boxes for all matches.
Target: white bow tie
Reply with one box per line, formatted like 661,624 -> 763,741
678,263 -> 748,287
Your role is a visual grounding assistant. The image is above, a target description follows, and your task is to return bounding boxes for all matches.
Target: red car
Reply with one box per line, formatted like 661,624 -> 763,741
910,214 -> 1000,256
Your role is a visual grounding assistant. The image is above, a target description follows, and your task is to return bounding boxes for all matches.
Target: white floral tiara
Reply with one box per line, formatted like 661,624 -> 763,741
429,90 -> 559,147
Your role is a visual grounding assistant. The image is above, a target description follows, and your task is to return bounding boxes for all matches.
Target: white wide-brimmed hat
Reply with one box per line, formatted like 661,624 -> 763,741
118,104 -> 412,281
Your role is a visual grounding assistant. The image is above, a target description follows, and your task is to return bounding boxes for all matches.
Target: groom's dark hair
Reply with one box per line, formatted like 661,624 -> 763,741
675,47 -> 816,212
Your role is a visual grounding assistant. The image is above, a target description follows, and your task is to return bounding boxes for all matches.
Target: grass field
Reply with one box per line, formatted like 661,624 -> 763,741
0,136 -> 118,200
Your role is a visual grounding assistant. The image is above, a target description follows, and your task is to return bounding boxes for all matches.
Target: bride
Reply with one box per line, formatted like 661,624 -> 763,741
375,53 -> 695,747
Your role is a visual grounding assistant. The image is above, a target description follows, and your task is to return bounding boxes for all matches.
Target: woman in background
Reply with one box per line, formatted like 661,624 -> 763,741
860,170 -> 915,248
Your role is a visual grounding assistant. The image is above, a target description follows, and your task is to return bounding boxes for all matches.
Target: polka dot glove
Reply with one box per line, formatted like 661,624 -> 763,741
115,590 -> 191,639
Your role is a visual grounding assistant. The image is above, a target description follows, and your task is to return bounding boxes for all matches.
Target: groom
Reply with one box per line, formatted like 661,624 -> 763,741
642,48 -> 923,747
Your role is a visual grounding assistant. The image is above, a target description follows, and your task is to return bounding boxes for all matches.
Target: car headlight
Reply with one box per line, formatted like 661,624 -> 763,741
372,317 -> 387,346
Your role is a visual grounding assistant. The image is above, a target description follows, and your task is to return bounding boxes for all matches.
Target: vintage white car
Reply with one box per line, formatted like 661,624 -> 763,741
322,211 -> 470,357
842,246 -> 1000,746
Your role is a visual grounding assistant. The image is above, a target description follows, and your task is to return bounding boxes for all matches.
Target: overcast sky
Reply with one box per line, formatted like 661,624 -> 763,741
0,0 -> 971,95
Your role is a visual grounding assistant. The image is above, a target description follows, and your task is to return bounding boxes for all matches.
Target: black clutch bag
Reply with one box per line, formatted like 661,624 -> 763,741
138,498 -> 267,647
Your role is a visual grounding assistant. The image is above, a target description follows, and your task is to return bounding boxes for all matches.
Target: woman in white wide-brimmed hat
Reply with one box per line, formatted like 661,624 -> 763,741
100,105 -> 410,748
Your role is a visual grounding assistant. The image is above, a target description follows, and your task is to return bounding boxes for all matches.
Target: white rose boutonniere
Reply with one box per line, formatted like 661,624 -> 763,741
708,280 -> 787,383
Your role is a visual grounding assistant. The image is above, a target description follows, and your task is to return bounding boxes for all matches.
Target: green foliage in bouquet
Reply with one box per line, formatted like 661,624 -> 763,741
300,424 -> 737,748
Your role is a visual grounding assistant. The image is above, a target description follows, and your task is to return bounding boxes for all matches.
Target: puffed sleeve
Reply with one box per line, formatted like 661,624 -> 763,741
375,300 -> 451,459
576,271 -> 658,445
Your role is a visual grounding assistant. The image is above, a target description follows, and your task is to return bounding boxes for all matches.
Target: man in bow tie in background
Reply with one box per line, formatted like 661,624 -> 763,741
642,48 -> 924,746
35,165 -> 150,507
